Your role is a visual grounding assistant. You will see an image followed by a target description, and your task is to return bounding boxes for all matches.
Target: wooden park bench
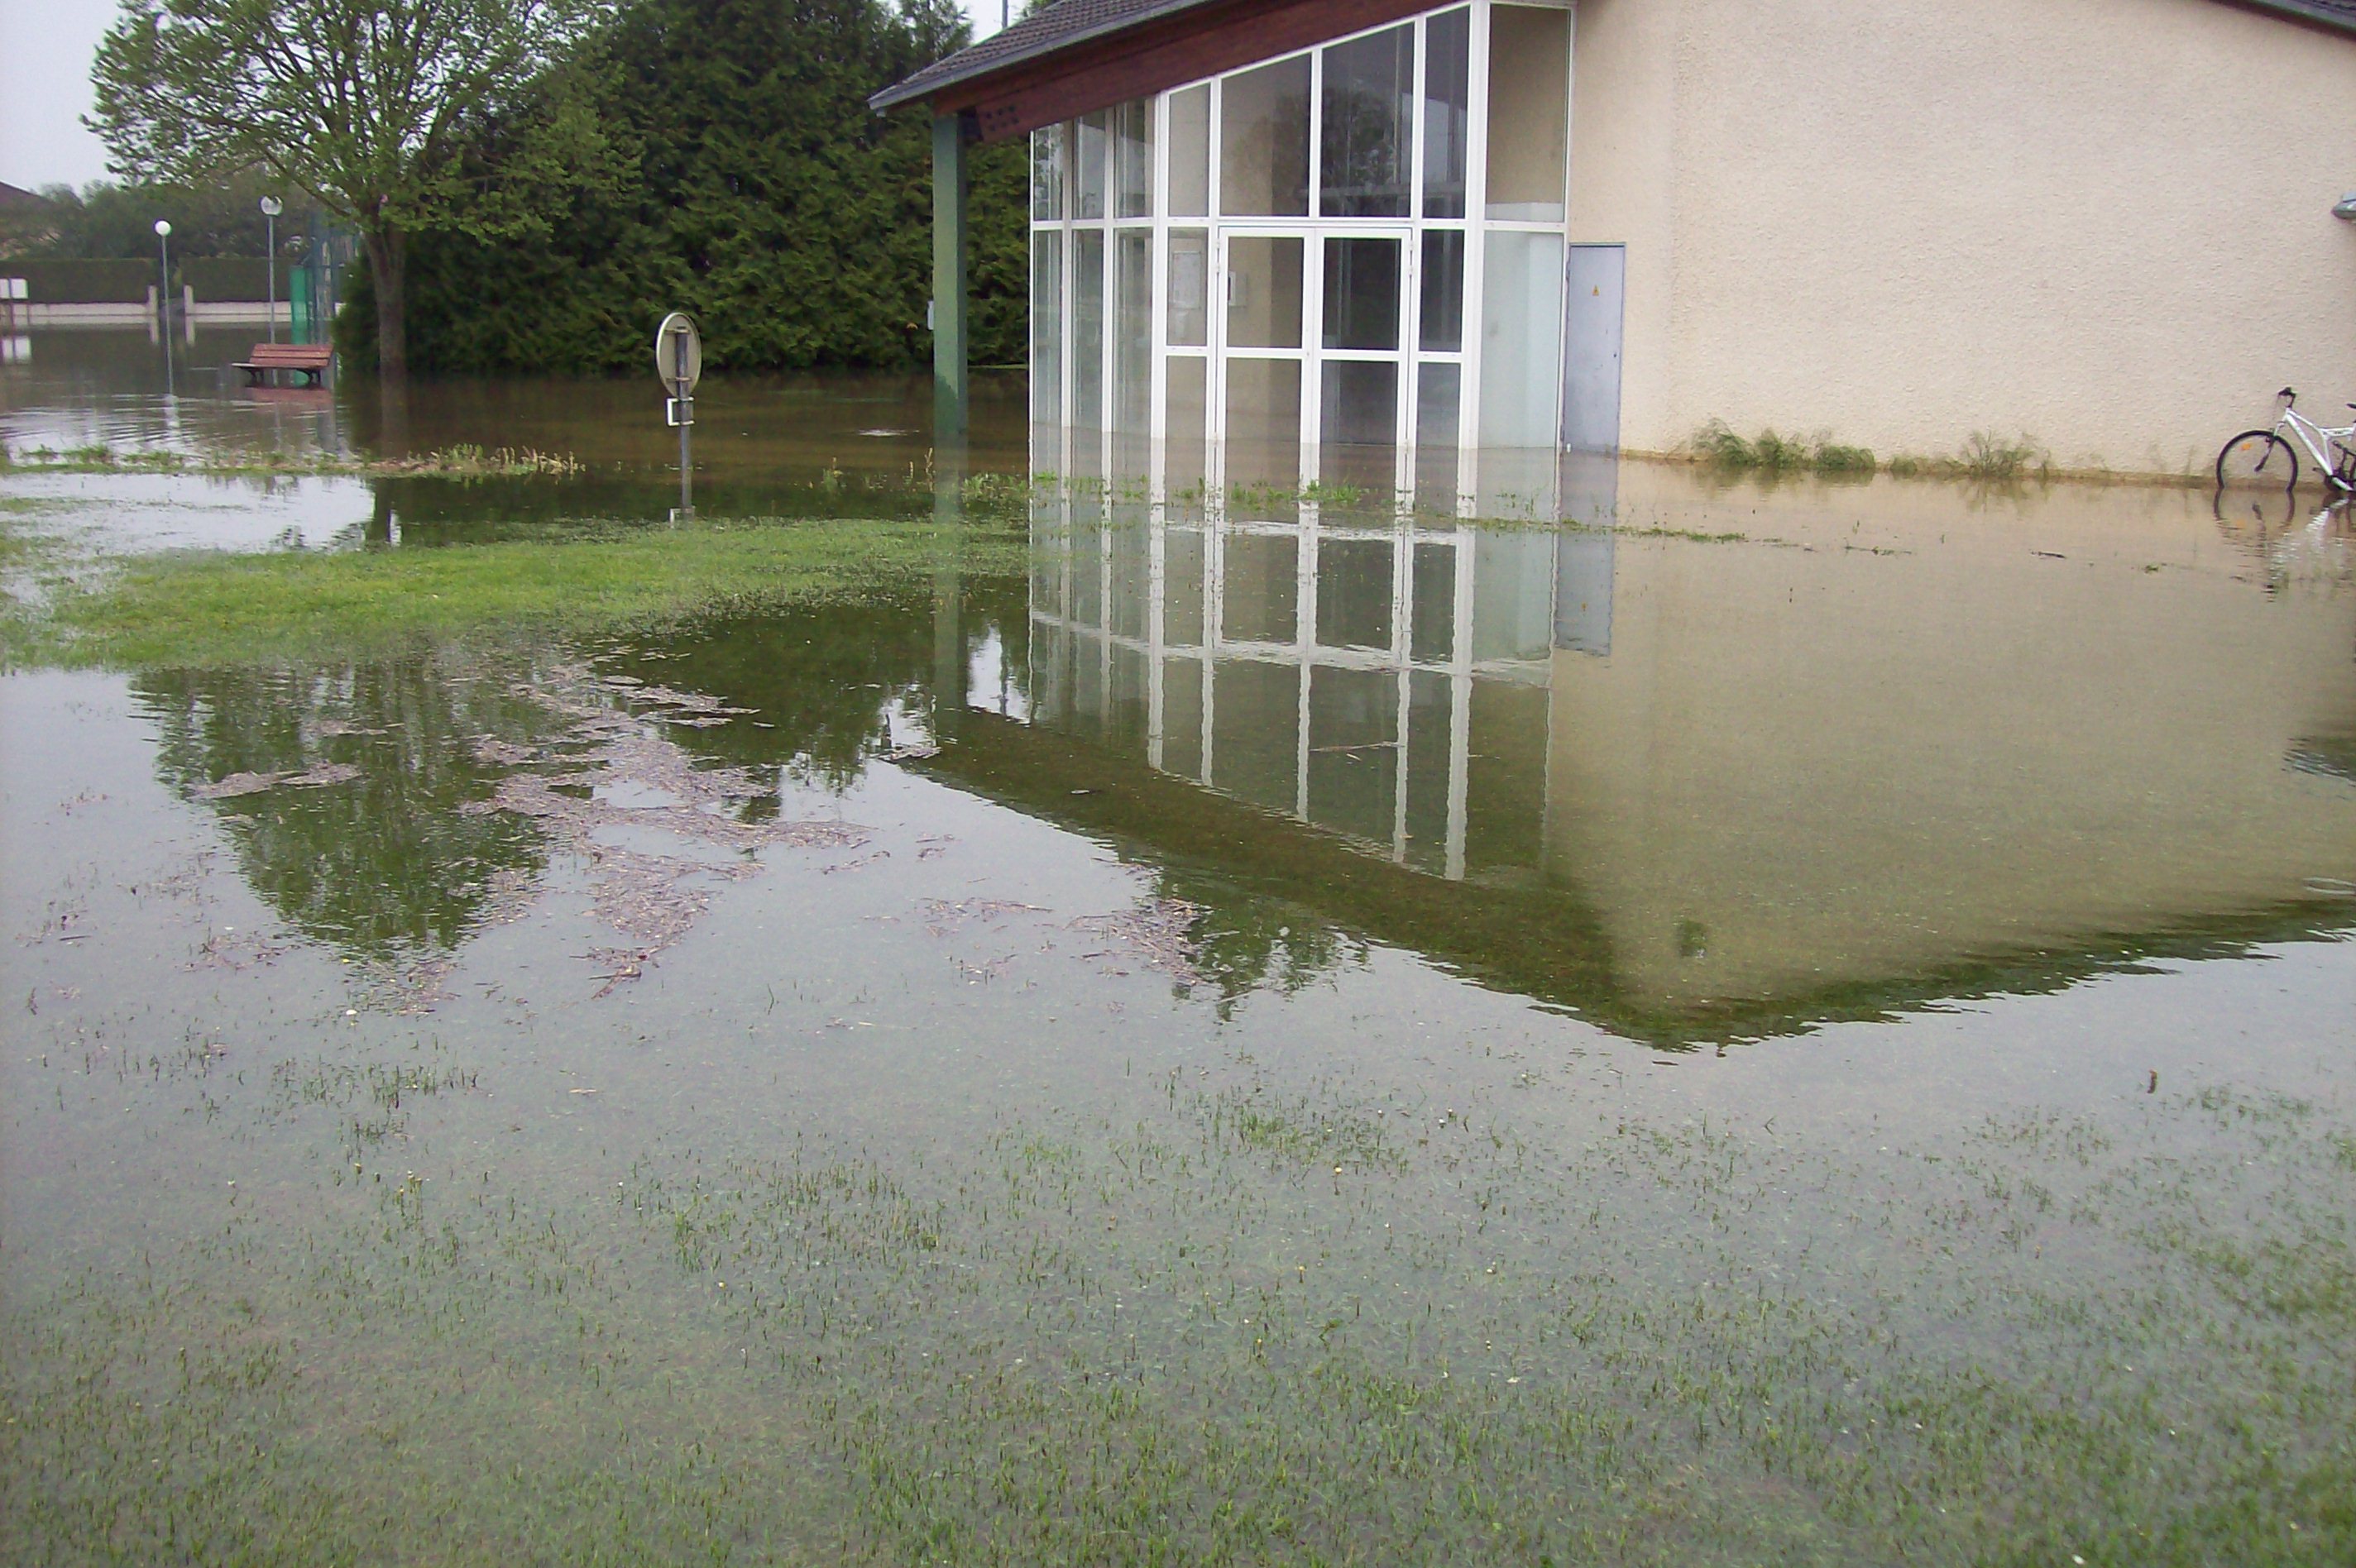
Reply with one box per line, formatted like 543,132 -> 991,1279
234,342 -> 333,385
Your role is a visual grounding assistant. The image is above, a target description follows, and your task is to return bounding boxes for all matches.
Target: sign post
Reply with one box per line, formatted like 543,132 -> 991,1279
654,312 -> 702,518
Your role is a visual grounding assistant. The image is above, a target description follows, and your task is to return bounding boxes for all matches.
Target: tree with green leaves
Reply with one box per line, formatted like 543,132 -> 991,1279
89,0 -> 613,382
345,0 -> 1025,377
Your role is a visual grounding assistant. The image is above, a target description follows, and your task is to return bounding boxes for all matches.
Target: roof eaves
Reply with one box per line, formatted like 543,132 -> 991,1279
2217,0 -> 2356,36
870,0 -> 1224,113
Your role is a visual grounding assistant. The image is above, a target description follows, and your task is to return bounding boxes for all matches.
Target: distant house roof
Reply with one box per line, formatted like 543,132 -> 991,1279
874,0 -> 2356,138
0,180 -> 54,212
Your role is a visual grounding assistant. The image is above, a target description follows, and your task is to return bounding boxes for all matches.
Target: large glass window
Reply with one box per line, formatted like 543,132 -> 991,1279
1220,56 -> 1311,217
1225,236 -> 1304,348
1166,356 -> 1208,491
1322,237 -> 1401,351
1168,229 -> 1209,347
1073,228 -> 1106,471
1320,24 -> 1412,218
1075,111 -> 1109,220
1032,125 -> 1065,221
1031,232 -> 1062,432
1423,8 -> 1470,218
1113,100 -> 1154,219
1168,85 -> 1210,217
1329,367 -> 1395,459
1224,360 -> 1302,489
1026,6 -> 1583,491
1480,231 -> 1563,447
1113,230 -> 1153,474
1487,5 -> 1568,221
1420,229 -> 1464,352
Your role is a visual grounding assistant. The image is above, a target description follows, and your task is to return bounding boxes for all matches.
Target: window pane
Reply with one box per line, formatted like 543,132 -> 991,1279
1073,228 -> 1106,473
1320,24 -> 1412,218
1220,533 -> 1298,643
1423,7 -> 1470,218
1402,668 -> 1453,868
1223,359 -> 1302,491
1225,235 -> 1303,349
1322,237 -> 1400,351
1168,229 -> 1209,347
1167,85 -> 1210,216
1166,356 -> 1208,493
1307,665 -> 1399,843
1032,124 -> 1065,221
1317,538 -> 1392,651
1166,528 -> 1206,644
1410,543 -> 1455,661
1419,229 -> 1463,352
1414,362 -> 1461,512
1486,6 -> 1568,220
1209,657 -> 1299,810
1113,99 -> 1153,219
1219,55 -> 1311,217
1478,232 -> 1563,447
1075,111 -> 1109,220
1161,653 -> 1204,777
1319,357 -> 1385,445
1030,231 -> 1062,452
1113,230 -> 1152,477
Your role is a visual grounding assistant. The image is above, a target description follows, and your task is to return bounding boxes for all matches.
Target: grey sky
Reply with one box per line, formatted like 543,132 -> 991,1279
0,0 -> 1008,193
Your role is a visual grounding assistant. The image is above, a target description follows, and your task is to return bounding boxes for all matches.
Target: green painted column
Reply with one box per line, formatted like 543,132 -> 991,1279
931,111 -> 970,440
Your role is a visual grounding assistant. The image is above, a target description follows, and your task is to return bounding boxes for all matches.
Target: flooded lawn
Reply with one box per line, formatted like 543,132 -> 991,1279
4,340 -> 2354,1565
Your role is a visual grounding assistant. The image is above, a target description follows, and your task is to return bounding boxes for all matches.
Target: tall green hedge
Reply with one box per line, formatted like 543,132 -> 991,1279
183,256 -> 278,301
342,0 -> 1027,375
6,258 -> 157,304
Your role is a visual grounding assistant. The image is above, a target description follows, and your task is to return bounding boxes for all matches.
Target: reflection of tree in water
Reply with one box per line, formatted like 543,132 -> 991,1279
602,581 -> 1029,791
1161,869 -> 1356,1021
136,653 -> 558,959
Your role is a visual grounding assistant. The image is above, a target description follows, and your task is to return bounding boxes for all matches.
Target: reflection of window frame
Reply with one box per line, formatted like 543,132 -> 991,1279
1026,489 -> 1557,878
1028,1 -> 1576,500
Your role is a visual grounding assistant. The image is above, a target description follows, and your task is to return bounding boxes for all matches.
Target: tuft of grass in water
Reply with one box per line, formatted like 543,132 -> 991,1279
1956,430 -> 2047,483
1812,441 -> 1878,474
2,516 -> 1023,669
1696,421 -> 1877,477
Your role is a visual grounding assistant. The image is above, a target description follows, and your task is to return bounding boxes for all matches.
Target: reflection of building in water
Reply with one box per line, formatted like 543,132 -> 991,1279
1027,489 -> 1609,881
1013,476 -> 2356,1034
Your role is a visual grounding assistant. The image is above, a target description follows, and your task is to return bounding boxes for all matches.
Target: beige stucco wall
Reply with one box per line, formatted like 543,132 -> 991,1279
1568,0 -> 2356,475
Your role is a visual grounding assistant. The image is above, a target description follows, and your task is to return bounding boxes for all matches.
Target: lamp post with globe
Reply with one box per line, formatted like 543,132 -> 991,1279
260,197 -> 284,342
154,218 -> 174,390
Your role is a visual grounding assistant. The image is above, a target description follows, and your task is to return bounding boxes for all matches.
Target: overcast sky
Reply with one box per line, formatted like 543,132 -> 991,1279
0,0 -> 1009,193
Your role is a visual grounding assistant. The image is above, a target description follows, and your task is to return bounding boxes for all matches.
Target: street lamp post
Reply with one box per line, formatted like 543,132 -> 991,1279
260,198 -> 284,342
154,218 -> 175,392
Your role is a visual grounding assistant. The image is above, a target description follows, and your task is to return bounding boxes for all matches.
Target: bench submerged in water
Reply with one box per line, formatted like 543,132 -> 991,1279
234,343 -> 333,385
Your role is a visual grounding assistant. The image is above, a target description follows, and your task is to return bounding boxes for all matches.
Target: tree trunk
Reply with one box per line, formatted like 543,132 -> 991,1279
364,224 -> 408,385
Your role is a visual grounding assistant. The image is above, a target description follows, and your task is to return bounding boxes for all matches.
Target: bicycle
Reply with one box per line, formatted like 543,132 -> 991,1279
2216,387 -> 2356,491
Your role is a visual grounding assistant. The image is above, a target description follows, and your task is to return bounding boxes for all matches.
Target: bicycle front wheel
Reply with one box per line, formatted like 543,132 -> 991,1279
2216,430 -> 2298,490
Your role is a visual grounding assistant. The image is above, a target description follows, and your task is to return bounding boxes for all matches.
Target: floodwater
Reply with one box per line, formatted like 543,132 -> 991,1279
5,333 -> 2355,1565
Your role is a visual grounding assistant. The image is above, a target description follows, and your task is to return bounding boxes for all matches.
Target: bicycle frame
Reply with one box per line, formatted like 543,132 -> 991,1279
2267,391 -> 2356,479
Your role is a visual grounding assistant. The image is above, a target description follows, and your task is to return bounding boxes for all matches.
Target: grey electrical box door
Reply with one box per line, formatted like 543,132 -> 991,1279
1560,245 -> 1625,453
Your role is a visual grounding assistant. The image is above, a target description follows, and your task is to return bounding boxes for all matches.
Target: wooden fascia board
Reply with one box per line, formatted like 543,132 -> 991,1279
933,0 -> 1440,144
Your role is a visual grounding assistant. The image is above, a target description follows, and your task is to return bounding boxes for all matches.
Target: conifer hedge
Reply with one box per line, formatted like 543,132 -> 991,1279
340,0 -> 1027,376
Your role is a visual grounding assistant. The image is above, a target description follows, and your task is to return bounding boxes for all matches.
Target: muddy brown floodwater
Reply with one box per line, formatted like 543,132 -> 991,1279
4,334 -> 2355,1566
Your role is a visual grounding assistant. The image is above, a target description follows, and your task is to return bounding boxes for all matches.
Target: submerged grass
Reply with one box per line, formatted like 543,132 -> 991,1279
0,514 -> 1022,669
1,439 -> 584,479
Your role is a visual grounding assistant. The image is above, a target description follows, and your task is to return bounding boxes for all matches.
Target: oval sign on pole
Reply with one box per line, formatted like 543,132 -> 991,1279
654,312 -> 702,395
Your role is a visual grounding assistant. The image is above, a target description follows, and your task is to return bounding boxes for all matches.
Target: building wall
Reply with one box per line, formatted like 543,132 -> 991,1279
1570,0 -> 2356,474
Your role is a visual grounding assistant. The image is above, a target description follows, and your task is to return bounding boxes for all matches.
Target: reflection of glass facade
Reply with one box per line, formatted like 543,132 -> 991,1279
1027,491 -> 1589,879
1029,2 -> 1574,498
